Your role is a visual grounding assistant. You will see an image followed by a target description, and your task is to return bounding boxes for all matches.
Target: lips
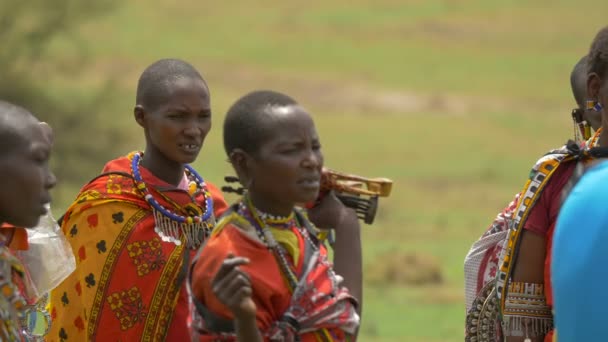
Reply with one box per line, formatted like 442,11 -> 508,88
298,176 -> 321,188
179,143 -> 201,154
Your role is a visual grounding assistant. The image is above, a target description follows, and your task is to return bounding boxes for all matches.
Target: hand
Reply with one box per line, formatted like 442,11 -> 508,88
211,253 -> 256,320
307,191 -> 357,230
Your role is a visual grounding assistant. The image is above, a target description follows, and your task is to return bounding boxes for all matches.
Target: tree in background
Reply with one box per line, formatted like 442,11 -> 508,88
0,0 -> 126,208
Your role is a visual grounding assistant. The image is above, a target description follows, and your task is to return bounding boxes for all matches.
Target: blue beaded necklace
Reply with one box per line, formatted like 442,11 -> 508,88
130,152 -> 215,249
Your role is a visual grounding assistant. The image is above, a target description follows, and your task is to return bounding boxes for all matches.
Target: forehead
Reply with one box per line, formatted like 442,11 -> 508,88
262,105 -> 318,141
1,121 -> 48,159
19,123 -> 49,151
164,77 -> 210,107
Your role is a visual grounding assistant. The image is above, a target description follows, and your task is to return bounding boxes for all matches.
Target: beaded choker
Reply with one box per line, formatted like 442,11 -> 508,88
239,196 -> 317,290
252,206 -> 294,226
130,152 -> 215,249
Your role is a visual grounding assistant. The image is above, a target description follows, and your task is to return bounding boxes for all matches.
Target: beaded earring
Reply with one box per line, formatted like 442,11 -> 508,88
586,99 -> 604,112
572,108 -> 588,142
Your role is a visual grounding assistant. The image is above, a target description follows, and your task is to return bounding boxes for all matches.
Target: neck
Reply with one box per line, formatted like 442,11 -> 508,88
141,146 -> 184,186
247,192 -> 294,218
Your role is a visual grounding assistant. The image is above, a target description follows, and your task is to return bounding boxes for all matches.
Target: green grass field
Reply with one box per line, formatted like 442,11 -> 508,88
38,1 -> 608,340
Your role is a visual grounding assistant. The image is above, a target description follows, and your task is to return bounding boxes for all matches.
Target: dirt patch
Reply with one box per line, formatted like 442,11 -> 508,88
366,249 -> 443,286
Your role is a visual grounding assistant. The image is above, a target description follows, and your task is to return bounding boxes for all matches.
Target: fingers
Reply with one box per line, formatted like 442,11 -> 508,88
212,252 -> 253,309
213,266 -> 251,295
224,270 -> 251,294
231,282 -> 252,300
212,260 -> 254,314
214,253 -> 250,280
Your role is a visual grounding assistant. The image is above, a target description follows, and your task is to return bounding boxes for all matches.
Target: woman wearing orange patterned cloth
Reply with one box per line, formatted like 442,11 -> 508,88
47,59 -> 228,341
190,90 -> 361,342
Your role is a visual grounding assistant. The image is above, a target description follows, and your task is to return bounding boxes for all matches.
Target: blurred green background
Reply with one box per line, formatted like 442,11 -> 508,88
3,1 -> 605,340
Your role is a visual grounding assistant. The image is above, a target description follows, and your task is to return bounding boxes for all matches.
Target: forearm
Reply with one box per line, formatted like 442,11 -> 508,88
332,210 -> 362,316
234,315 -> 263,342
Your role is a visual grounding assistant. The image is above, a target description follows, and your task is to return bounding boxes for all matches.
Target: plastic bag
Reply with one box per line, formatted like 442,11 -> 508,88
16,204 -> 76,299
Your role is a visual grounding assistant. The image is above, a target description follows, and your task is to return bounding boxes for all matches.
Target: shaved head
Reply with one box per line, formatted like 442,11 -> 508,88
571,56 -> 588,108
223,90 -> 299,156
136,58 -> 207,112
0,100 -> 39,155
0,100 -> 56,227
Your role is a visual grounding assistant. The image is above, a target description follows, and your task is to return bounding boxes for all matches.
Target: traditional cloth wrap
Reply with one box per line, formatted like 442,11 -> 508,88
189,204 -> 359,342
47,153 -> 227,342
464,130 -> 602,341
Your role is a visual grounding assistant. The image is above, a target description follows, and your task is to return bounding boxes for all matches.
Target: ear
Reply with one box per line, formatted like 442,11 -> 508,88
588,72 -> 602,101
134,105 -> 146,128
229,148 -> 254,188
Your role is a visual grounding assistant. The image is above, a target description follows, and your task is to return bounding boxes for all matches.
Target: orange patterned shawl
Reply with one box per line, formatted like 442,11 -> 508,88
47,153 -> 227,341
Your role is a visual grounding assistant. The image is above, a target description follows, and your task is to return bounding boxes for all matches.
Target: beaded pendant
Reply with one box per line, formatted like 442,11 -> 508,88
131,152 -> 215,249
20,294 -> 51,339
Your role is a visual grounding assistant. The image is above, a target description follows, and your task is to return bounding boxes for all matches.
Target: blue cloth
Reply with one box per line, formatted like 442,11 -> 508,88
552,160 -> 608,342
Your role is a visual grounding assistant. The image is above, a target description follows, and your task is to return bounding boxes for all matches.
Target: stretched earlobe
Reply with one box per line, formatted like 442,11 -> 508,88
228,149 -> 253,188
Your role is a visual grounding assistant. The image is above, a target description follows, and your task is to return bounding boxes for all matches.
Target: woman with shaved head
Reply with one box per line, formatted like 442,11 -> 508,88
47,59 -> 229,341
0,100 -> 56,340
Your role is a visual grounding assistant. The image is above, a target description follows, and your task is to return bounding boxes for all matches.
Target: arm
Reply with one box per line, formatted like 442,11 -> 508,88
332,209 -> 362,315
511,230 -> 546,284
308,192 -> 363,316
234,313 -> 262,342
505,176 -> 561,342
211,254 -> 262,342
504,164 -> 575,341
505,230 -> 546,342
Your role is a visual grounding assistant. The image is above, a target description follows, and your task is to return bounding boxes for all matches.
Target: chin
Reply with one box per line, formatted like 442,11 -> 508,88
173,153 -> 199,165
298,192 -> 321,205
182,156 -> 198,164
7,216 -> 41,229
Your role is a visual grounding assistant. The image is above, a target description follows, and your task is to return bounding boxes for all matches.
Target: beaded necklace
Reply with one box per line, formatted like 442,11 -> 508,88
239,196 -> 318,291
130,152 -> 215,249
252,207 -> 292,224
0,239 -> 27,340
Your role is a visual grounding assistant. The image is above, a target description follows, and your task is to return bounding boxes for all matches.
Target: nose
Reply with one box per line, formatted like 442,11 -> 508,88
183,120 -> 205,139
302,148 -> 322,169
